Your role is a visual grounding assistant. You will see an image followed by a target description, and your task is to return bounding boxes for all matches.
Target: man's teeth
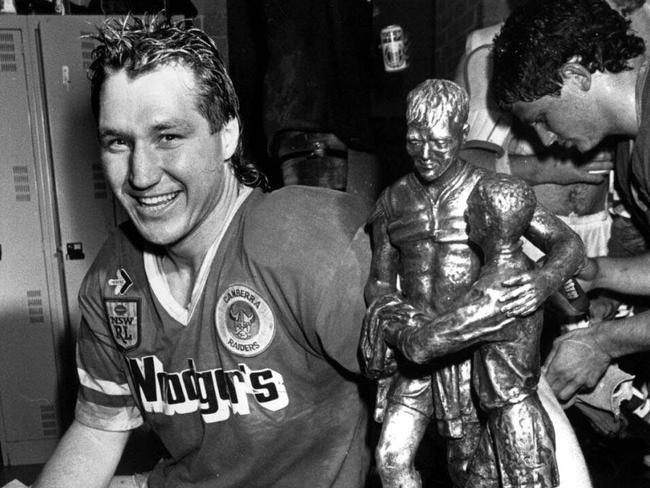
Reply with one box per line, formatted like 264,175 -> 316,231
139,193 -> 177,206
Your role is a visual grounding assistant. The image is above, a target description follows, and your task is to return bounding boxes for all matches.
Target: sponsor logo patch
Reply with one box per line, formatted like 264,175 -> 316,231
216,284 -> 275,357
108,268 -> 134,295
105,298 -> 140,351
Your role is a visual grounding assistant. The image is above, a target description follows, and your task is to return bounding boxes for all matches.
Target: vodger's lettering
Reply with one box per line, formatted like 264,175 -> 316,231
127,356 -> 289,422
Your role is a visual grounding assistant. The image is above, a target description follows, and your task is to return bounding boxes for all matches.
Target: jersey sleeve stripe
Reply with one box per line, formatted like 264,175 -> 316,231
78,367 -> 131,396
75,398 -> 143,432
79,382 -> 135,408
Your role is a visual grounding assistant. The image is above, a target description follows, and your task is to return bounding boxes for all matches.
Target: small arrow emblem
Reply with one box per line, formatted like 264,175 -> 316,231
108,268 -> 133,295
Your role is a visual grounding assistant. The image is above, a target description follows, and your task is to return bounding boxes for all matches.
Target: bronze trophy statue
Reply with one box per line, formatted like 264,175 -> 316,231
361,79 -> 585,487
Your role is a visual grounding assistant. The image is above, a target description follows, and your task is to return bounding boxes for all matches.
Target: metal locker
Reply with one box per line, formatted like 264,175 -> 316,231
0,16 -> 64,466
36,15 -> 117,338
0,14 -> 113,466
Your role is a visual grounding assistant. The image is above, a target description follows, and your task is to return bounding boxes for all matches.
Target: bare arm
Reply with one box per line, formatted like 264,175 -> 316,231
509,155 -> 612,186
544,311 -> 650,400
33,420 -> 130,488
580,253 -> 650,295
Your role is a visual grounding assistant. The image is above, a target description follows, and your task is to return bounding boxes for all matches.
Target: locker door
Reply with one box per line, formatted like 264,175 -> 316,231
34,15 -> 116,337
0,18 -> 61,465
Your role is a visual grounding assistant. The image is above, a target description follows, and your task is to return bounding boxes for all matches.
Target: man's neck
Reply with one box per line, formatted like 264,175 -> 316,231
599,54 -> 646,136
162,169 -> 243,301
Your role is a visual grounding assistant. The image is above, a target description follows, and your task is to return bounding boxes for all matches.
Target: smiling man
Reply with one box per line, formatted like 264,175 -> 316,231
32,15 -> 375,488
491,0 -> 650,403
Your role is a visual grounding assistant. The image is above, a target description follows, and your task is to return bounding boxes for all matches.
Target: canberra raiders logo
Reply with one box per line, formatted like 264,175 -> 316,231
216,284 -> 275,357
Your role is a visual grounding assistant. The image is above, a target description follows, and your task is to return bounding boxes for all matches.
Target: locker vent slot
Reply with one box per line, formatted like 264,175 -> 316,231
26,290 -> 44,323
40,404 -> 59,437
92,162 -> 108,199
0,33 -> 17,72
13,166 -> 31,202
80,33 -> 95,70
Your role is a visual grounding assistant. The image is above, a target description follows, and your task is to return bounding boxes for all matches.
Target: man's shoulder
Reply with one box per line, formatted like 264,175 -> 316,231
249,185 -> 369,228
81,221 -> 145,290
243,186 -> 371,260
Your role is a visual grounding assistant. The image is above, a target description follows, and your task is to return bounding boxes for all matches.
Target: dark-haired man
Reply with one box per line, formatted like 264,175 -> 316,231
491,0 -> 650,403
32,16 -> 374,488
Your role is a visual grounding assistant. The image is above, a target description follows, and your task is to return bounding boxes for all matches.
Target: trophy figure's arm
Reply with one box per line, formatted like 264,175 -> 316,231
365,215 -> 400,303
499,204 -> 586,317
382,281 -> 514,364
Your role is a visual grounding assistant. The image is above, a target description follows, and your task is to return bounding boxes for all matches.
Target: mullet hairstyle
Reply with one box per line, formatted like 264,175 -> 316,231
87,15 -> 268,190
491,0 -> 645,107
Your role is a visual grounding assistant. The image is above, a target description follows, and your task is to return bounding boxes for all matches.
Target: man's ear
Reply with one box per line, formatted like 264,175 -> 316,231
220,117 -> 240,161
559,61 -> 592,91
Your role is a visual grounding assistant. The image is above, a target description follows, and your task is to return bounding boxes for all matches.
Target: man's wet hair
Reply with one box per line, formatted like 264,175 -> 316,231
491,0 -> 645,107
88,15 -> 268,189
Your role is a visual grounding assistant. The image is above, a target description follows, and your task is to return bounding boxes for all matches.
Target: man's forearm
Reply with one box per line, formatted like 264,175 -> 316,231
592,310 -> 650,359
591,253 -> 650,295
33,420 -> 130,488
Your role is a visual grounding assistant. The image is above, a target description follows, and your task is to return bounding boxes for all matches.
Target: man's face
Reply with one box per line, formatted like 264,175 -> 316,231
98,64 -> 238,248
511,86 -> 605,153
406,116 -> 465,183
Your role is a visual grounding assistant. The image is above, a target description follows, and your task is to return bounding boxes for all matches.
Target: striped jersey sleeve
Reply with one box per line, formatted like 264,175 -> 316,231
75,271 -> 143,432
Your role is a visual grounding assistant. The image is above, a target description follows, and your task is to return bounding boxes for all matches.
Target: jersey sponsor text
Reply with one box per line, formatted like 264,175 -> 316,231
127,355 -> 289,422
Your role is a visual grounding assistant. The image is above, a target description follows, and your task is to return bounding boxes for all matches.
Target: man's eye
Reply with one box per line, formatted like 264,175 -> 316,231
407,139 -> 423,147
159,134 -> 181,146
104,138 -> 128,151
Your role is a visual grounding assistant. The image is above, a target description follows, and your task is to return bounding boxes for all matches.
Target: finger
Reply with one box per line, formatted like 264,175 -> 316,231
506,304 -> 537,317
502,274 -> 532,287
499,293 -> 536,315
557,382 -> 580,402
498,284 -> 534,303
582,160 -> 614,172
545,374 -> 564,397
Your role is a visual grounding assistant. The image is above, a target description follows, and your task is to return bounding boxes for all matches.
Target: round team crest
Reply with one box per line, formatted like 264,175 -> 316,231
216,284 -> 275,357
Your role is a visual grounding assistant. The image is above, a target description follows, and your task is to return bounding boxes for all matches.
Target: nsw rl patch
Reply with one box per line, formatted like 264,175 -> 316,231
216,284 -> 275,357
105,298 -> 141,351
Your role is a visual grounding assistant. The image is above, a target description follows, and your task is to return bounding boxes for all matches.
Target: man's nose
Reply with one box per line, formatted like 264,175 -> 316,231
129,144 -> 161,189
533,125 -> 557,146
